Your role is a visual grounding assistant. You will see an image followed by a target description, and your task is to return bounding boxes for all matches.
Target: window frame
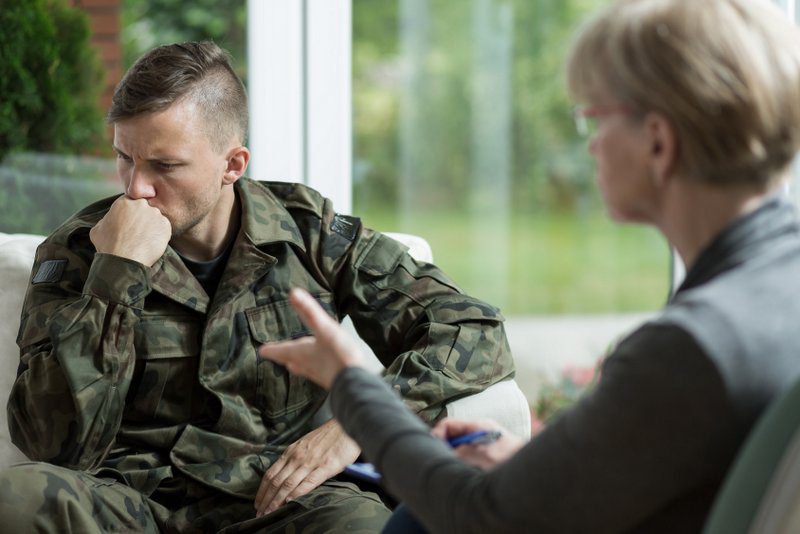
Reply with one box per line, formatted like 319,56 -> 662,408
247,0 -> 353,214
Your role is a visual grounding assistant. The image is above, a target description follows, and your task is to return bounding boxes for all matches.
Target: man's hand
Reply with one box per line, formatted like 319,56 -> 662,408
90,196 -> 171,267
259,288 -> 365,389
432,418 -> 526,471
254,419 -> 360,517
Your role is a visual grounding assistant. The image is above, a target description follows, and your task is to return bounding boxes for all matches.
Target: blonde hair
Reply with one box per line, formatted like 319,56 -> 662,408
567,0 -> 800,185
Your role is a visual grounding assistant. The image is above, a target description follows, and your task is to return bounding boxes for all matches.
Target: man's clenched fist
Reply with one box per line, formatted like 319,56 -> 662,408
90,196 -> 172,267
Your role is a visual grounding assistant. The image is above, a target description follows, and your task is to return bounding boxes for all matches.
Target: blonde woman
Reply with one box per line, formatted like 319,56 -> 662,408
261,0 -> 800,531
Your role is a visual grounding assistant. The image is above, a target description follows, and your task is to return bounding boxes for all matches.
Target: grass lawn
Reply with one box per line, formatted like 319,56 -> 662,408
357,207 -> 670,315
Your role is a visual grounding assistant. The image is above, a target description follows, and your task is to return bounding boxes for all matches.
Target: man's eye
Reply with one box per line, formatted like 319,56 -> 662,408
157,162 -> 177,171
116,153 -> 132,163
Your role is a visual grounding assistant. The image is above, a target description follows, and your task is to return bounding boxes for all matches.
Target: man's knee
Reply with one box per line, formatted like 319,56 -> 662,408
259,480 -> 391,532
0,461 -> 154,533
0,462 -> 68,530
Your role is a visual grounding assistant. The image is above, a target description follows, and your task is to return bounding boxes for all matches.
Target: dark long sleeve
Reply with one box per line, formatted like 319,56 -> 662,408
331,323 -> 741,533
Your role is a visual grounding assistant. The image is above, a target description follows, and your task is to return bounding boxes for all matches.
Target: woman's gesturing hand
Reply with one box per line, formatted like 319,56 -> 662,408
258,287 -> 365,390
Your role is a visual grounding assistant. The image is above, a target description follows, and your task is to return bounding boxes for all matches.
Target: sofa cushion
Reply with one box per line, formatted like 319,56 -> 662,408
0,234 -> 44,467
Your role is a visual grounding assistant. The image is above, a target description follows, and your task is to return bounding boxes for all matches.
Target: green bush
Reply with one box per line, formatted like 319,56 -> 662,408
0,0 -> 105,161
0,0 -> 111,235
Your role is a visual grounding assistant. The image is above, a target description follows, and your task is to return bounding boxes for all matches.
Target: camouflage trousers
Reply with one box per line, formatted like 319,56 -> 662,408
0,462 -> 390,533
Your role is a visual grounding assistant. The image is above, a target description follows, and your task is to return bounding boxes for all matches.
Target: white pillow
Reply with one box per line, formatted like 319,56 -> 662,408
0,235 -> 44,468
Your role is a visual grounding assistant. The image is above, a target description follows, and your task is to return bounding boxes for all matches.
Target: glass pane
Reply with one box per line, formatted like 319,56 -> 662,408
0,154 -> 119,234
353,0 -> 670,396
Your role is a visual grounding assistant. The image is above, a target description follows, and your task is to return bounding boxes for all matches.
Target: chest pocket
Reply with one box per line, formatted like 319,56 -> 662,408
245,294 -> 333,429
126,317 -> 201,424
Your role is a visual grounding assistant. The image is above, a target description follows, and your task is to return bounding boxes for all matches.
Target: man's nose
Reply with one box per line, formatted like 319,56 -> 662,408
126,168 -> 156,200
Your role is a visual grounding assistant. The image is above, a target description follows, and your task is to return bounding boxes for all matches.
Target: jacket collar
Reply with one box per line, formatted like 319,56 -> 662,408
149,179 -> 306,313
236,178 -> 306,251
676,195 -> 800,295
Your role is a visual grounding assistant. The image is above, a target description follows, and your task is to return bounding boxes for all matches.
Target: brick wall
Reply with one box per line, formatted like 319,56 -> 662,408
70,0 -> 122,112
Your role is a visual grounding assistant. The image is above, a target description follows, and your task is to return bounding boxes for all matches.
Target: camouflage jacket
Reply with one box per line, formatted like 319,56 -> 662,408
8,178 -> 514,499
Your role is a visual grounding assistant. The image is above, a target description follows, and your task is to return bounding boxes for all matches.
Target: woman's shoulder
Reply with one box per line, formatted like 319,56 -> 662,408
652,274 -> 800,419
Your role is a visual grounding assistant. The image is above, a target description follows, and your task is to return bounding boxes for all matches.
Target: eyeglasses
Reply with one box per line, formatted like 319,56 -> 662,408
573,104 -> 632,138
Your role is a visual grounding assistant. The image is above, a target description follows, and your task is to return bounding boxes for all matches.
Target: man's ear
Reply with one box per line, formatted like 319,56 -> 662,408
644,112 -> 677,187
223,146 -> 250,185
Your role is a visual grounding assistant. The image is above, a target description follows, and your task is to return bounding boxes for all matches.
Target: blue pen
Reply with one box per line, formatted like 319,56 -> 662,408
447,430 -> 502,448
345,430 -> 502,483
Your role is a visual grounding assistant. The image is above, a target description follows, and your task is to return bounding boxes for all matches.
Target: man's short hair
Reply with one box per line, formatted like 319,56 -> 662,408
108,41 -> 247,151
566,0 -> 800,186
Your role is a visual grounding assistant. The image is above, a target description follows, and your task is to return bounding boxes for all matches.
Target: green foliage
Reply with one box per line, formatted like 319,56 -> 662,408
532,337 -> 626,427
360,207 -> 669,314
122,0 -> 247,79
350,0 -> 669,315
532,363 -> 599,426
113,0 -> 668,315
0,0 -> 105,161
353,0 -> 610,213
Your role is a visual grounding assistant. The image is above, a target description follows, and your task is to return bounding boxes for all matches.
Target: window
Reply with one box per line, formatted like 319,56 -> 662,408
351,0 -> 669,395
247,1 -> 671,398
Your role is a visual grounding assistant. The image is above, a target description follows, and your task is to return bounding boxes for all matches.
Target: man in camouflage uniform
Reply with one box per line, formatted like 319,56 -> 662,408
0,41 -> 514,532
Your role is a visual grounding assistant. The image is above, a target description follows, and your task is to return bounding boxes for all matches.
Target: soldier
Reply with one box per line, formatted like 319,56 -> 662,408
0,41 -> 514,532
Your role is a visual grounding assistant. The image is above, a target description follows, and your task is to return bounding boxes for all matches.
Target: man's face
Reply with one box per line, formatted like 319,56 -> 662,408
113,99 -> 231,237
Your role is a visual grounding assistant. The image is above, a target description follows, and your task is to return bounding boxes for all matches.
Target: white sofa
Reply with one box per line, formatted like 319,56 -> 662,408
0,232 -> 530,469
0,233 -> 42,466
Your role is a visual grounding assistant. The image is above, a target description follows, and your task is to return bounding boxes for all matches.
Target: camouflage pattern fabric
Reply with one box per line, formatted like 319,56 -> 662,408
0,461 -> 390,533
4,178 -> 514,527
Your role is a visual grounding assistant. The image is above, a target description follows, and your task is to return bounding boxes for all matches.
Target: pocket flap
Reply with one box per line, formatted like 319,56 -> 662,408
246,292 -> 335,343
426,294 -> 505,324
134,317 -> 200,359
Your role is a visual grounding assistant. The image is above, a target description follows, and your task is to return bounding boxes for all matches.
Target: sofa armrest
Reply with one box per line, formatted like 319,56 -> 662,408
383,232 -> 433,264
446,379 -> 531,439
0,233 -> 46,470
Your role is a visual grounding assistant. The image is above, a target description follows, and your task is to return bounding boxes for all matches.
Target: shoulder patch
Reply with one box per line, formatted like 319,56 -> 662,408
330,214 -> 361,241
32,259 -> 67,285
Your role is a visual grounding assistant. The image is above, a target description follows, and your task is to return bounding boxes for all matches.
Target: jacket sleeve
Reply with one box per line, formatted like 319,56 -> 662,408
8,238 -> 149,470
311,200 -> 516,423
